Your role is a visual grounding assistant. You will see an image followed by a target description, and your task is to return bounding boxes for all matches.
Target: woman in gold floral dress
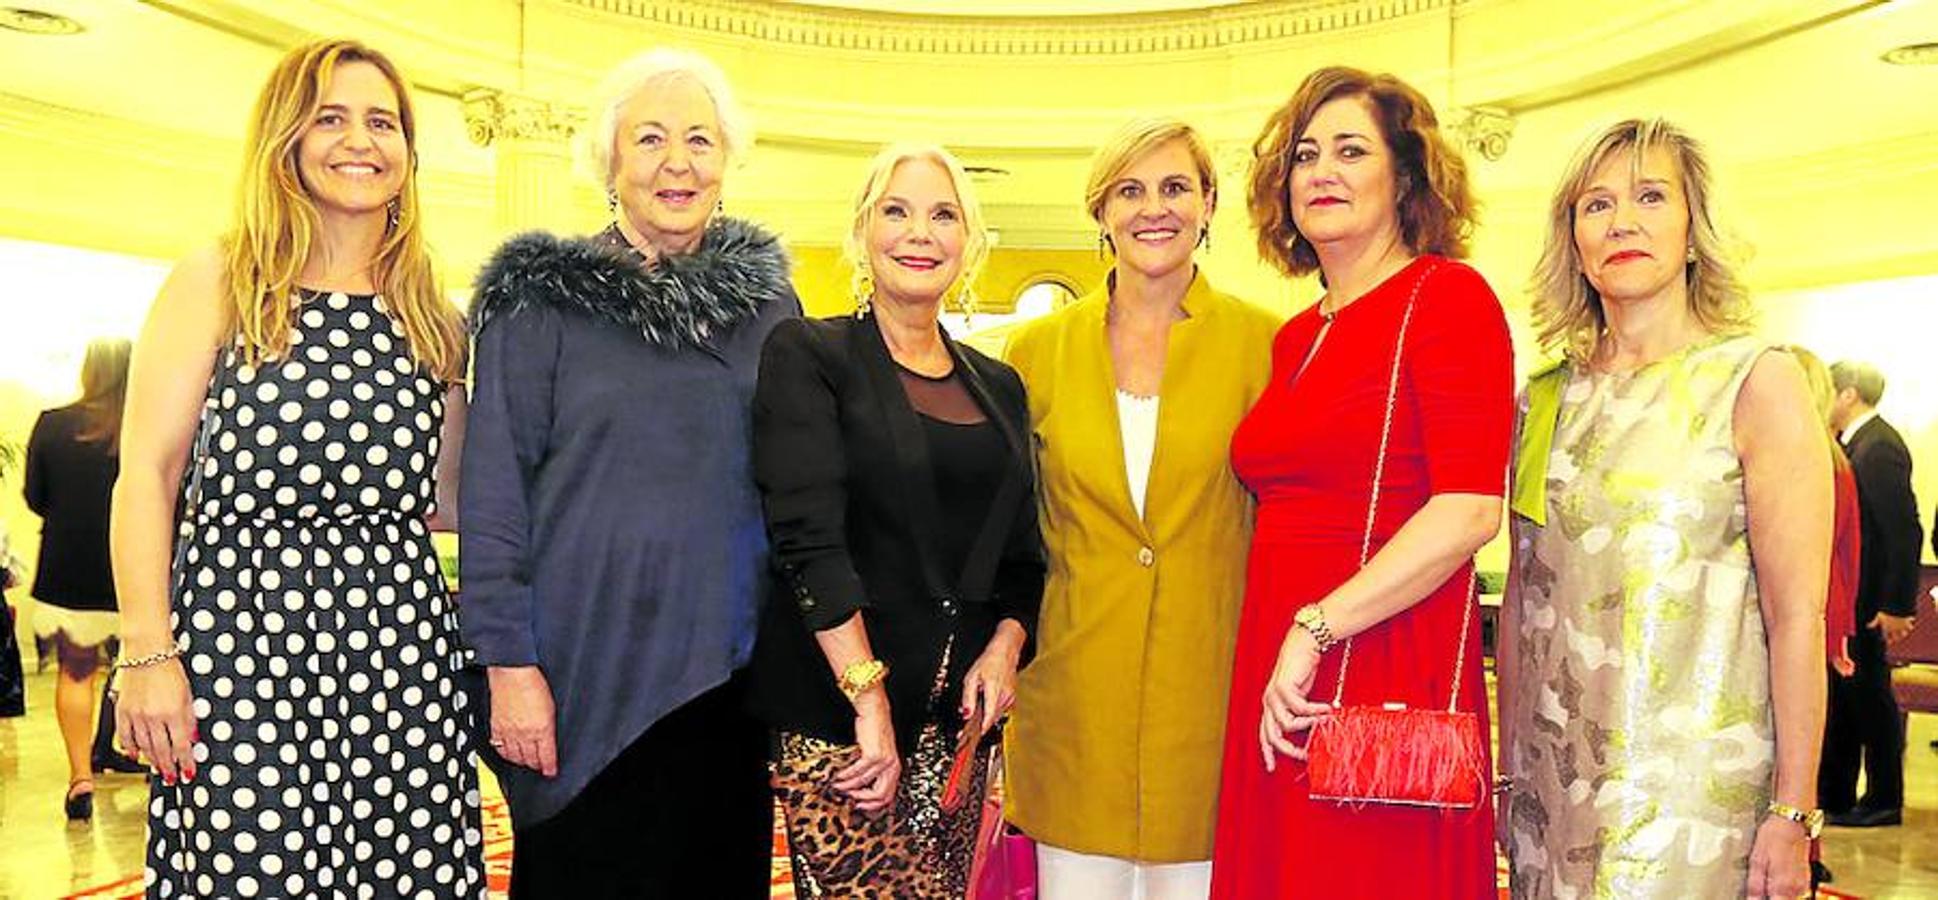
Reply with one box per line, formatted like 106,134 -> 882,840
1498,119 -> 1830,900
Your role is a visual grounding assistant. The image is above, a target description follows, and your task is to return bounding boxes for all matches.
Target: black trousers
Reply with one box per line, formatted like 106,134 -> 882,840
509,674 -> 774,899
1819,627 -> 1905,811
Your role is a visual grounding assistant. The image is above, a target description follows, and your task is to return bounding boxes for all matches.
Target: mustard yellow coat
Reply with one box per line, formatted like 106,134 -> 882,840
1001,273 -> 1282,862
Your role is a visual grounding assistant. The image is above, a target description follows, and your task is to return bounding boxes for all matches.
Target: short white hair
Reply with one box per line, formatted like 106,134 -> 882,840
580,48 -> 753,189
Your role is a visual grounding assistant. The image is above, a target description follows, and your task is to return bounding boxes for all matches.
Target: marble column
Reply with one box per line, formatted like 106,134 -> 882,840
461,88 -> 587,235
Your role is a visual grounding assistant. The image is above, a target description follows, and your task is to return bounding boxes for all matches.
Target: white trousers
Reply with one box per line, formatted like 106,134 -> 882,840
1036,842 -> 1212,900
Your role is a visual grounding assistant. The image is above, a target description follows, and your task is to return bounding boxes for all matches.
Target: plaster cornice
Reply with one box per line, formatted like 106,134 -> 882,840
562,0 -> 1454,56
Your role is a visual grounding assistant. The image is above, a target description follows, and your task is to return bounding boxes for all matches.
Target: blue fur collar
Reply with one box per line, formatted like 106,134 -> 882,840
471,217 -> 791,350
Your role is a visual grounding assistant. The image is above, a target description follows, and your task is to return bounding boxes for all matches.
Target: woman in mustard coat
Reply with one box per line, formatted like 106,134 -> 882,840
1003,117 -> 1282,899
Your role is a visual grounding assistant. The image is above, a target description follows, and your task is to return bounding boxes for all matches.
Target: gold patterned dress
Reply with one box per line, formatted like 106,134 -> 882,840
1504,334 -> 1775,899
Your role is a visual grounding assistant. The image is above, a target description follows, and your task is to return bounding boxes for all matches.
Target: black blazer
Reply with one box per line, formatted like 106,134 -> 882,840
1846,415 -> 1923,619
747,314 -> 1044,750
23,406 -> 119,611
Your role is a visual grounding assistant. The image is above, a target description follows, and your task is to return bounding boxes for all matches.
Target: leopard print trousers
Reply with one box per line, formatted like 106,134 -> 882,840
773,722 -> 996,900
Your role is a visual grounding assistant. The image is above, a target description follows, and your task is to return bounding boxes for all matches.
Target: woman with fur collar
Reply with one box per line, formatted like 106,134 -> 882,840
459,48 -> 798,897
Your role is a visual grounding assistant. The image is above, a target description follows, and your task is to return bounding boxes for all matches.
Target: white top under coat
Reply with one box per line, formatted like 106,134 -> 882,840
1117,389 -> 1160,519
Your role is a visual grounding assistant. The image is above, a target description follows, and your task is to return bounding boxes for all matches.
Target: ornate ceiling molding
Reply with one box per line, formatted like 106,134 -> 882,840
461,89 -> 585,147
1449,106 -> 1515,161
564,0 -> 1454,56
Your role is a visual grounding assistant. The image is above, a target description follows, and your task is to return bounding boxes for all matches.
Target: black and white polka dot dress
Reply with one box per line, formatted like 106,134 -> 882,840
147,290 -> 485,898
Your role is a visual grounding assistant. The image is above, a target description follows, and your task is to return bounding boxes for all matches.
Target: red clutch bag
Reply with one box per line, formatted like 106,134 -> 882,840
1306,705 -> 1487,809
1300,262 -> 1487,811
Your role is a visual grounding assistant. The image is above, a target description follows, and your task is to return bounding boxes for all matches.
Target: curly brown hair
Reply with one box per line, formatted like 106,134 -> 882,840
1248,66 -> 1478,277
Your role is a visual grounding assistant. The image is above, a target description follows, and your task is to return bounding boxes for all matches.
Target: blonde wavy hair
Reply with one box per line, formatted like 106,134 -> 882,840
844,143 -> 990,310
1531,118 -> 1751,363
224,39 -> 465,382
75,338 -> 133,452
1780,345 -> 1835,426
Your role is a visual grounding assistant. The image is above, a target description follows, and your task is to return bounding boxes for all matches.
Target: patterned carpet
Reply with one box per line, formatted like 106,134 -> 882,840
64,794 -> 1865,899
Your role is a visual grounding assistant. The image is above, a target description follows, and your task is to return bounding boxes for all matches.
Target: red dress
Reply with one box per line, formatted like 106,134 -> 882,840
1211,257 -> 1513,899
1829,454 -> 1861,666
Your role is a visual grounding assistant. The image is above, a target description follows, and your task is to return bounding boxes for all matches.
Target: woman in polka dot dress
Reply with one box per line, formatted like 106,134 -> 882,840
110,40 -> 483,897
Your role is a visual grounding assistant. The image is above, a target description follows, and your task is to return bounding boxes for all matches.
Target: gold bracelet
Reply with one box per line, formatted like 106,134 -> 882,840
114,646 -> 182,672
838,659 -> 888,702
1293,603 -> 1337,653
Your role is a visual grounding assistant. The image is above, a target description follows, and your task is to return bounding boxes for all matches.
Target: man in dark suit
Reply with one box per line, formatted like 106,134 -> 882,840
1819,360 -> 1922,827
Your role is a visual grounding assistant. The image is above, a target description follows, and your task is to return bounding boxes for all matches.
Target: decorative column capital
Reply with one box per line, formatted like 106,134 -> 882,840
1451,106 -> 1516,162
1213,140 -> 1256,180
462,88 -> 585,148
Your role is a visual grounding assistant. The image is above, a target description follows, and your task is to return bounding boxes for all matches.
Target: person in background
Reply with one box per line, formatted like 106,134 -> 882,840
24,337 -> 144,821
1819,359 -> 1922,828
1500,118 -> 1827,899
750,143 -> 1043,899
461,46 -> 796,898
111,39 -> 482,895
1780,344 -> 1862,889
1211,66 -> 1512,899
1002,116 -> 1281,900
1784,347 -> 1861,677
1,518 -> 26,720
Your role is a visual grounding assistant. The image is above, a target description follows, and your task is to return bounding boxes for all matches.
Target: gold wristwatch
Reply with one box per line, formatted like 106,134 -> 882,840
838,659 -> 889,703
1292,604 -> 1337,653
1767,802 -> 1824,839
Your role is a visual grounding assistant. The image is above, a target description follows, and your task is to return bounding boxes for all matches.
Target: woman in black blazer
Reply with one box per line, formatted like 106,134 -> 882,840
24,338 -> 143,819
750,144 -> 1044,899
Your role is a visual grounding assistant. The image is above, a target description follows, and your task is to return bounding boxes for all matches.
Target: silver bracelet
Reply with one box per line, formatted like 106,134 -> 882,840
114,647 -> 183,672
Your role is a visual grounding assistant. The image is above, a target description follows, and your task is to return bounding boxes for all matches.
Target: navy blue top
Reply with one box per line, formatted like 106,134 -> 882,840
459,221 -> 799,826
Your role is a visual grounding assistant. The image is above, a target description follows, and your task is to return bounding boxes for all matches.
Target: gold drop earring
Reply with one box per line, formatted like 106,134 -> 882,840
853,271 -> 874,319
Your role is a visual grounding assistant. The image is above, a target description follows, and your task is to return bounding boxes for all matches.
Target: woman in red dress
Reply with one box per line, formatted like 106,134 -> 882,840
1211,66 -> 1513,899
1780,344 -> 1862,889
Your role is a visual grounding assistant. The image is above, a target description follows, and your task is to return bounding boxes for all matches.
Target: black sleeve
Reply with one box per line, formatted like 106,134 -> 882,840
22,412 -> 54,517
753,320 -> 868,632
1855,437 -> 1924,617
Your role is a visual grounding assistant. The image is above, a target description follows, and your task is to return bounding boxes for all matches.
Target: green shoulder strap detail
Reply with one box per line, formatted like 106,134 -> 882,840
1509,361 -> 1569,526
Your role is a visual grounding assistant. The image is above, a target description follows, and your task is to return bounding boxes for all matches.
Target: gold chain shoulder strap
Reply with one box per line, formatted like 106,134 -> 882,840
1327,262 -> 1479,715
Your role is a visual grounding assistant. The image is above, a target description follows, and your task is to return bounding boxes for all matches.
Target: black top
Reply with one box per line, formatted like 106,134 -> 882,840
923,425 -> 1006,595
24,405 -> 119,611
747,315 -> 1045,751
1845,415 -> 1924,618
